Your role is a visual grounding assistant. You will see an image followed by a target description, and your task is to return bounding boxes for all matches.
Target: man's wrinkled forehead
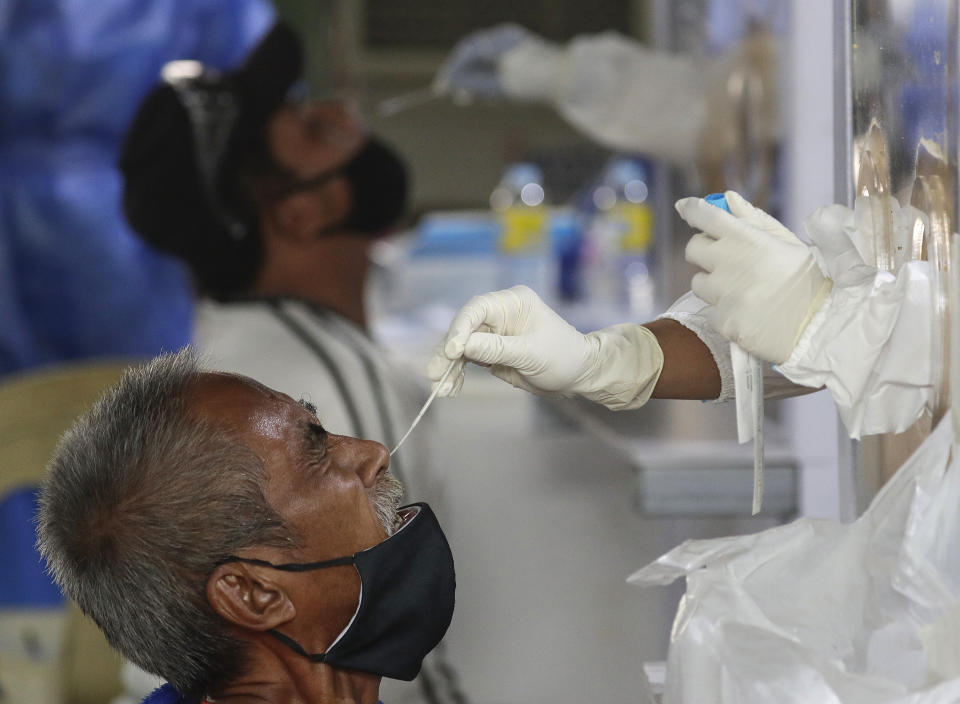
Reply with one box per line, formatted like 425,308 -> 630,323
185,372 -> 303,437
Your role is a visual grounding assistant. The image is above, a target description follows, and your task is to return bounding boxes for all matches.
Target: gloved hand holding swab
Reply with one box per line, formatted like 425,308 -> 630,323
425,286 -> 663,410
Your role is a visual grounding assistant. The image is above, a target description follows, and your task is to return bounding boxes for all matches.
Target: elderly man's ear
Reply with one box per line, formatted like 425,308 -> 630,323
206,563 -> 296,630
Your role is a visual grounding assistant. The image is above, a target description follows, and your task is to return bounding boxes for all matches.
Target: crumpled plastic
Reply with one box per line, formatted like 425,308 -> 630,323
629,412 -> 960,703
777,197 -> 933,438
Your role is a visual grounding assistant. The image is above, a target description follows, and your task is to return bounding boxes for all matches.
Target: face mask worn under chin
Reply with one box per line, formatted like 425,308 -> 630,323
217,502 -> 455,681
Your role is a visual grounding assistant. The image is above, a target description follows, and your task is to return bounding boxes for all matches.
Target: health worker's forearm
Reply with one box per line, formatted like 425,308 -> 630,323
644,319 -> 721,400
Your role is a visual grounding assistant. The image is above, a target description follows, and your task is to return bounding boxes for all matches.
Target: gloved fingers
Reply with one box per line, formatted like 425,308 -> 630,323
703,305 -> 735,341
464,285 -> 547,338
463,331 -> 532,369
431,357 -> 466,397
442,290 -> 510,358
426,350 -> 454,381
674,197 -> 701,220
675,196 -> 756,245
434,49 -> 495,96
724,190 -> 765,220
448,369 -> 465,396
491,285 -> 536,331
470,23 -> 530,54
724,191 -> 795,242
690,271 -> 727,305
684,232 -> 720,272
435,23 -> 529,97
489,365 -> 548,396
446,74 -> 503,99
427,344 -> 466,395
433,59 -> 495,97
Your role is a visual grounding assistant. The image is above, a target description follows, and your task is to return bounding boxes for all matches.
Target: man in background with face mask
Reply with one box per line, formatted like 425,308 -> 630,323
119,22 -> 462,704
38,350 -> 456,704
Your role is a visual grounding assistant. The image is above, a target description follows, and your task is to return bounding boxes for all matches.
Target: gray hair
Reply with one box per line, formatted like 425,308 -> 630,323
37,349 -> 295,697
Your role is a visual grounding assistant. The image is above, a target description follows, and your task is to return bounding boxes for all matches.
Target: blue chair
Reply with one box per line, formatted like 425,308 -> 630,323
0,360 -> 136,704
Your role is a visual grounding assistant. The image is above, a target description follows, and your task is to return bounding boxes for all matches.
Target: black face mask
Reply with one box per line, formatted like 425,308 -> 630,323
219,503 -> 455,681
338,136 -> 409,235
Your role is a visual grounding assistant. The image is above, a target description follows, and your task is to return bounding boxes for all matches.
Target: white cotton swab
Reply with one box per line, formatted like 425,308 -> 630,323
376,86 -> 441,117
390,359 -> 458,456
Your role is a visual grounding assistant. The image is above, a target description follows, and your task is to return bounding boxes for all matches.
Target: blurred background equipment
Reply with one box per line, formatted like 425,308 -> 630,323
0,0 -> 275,375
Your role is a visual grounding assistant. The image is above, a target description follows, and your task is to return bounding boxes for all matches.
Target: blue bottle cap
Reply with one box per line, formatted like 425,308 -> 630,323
704,193 -> 730,212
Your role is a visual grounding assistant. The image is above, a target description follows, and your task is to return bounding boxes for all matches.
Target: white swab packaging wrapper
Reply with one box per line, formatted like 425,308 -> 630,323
703,193 -> 766,514
730,342 -> 764,514
628,412 -> 960,703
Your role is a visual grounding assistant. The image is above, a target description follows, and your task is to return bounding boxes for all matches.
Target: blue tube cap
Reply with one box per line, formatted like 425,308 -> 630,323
704,193 -> 730,212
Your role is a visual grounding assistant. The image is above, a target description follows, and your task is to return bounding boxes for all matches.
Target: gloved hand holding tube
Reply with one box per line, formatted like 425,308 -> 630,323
426,285 -> 665,411
677,191 -> 833,513
675,190 -> 833,364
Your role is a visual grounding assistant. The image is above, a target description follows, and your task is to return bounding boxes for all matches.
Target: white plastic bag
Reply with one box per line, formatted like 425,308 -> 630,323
629,413 -> 960,703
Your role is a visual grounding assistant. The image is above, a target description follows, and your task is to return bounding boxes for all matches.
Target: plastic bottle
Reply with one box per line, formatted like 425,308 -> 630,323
582,157 -> 655,316
548,208 -> 584,302
490,163 -> 551,294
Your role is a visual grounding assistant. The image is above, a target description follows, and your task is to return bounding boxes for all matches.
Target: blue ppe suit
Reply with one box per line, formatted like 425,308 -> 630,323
0,0 -> 274,373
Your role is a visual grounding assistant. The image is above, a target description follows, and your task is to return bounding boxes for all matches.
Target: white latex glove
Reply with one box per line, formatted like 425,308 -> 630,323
433,23 -> 533,99
426,285 -> 664,411
676,191 -> 833,364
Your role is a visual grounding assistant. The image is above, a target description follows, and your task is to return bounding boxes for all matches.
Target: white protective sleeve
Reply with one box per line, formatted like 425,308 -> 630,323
775,200 -> 933,439
498,33 -> 713,165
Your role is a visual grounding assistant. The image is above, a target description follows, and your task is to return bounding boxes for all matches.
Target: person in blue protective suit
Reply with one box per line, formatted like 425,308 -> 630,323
0,0 -> 274,374
38,351 -> 455,704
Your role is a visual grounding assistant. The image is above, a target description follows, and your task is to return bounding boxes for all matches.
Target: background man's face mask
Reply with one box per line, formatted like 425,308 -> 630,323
218,502 -> 455,681
271,136 -> 409,236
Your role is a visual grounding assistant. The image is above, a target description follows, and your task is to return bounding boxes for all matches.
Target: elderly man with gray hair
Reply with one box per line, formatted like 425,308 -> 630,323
37,350 -> 455,704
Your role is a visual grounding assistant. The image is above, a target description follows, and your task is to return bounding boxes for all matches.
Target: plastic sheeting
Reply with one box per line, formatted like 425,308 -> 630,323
630,412 -> 960,703
778,197 -> 933,438
0,0 -> 275,374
